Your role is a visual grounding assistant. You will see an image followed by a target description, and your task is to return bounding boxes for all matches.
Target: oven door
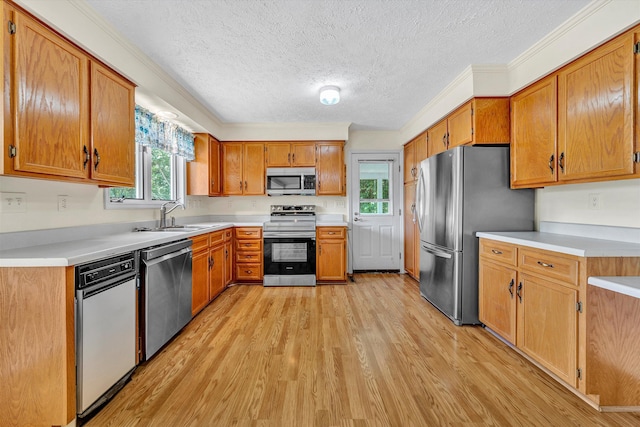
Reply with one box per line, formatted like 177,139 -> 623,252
263,236 -> 316,286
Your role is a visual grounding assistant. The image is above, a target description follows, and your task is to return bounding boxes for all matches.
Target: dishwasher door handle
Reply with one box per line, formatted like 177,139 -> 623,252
142,247 -> 191,267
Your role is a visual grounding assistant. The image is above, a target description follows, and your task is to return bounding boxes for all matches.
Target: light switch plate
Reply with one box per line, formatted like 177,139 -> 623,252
0,192 -> 27,213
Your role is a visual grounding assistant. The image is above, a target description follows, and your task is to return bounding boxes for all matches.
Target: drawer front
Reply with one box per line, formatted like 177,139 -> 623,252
236,240 -> 262,251
236,251 -> 261,263
317,227 -> 346,239
223,228 -> 233,242
234,227 -> 262,239
235,263 -> 262,280
479,239 -> 517,266
519,248 -> 579,285
209,230 -> 225,247
190,234 -> 209,253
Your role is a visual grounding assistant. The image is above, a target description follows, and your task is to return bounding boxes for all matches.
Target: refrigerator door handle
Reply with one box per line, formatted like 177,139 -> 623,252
421,244 -> 452,259
415,167 -> 426,232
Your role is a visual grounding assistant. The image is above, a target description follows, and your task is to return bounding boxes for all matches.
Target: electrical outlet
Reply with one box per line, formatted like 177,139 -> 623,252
0,192 -> 27,213
251,200 -> 257,208
588,193 -> 601,210
58,195 -> 69,211
336,199 -> 345,208
227,200 -> 233,208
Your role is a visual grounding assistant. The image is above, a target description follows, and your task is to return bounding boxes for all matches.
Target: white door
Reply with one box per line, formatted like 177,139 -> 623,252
350,152 -> 401,271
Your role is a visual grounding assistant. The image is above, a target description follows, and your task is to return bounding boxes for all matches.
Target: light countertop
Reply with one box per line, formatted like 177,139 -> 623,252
0,222 -> 238,267
588,276 -> 640,299
475,231 -> 640,257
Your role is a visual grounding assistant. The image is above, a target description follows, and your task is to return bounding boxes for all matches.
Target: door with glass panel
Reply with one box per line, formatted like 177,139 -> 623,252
350,152 -> 401,271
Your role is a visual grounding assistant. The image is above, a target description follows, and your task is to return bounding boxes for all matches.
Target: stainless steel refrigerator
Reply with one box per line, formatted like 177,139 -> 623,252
415,146 -> 534,325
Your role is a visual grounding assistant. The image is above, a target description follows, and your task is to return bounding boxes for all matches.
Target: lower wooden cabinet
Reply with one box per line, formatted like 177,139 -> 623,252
478,237 -> 640,409
191,235 -> 210,315
403,182 -> 419,280
234,227 -> 263,282
316,226 -> 347,282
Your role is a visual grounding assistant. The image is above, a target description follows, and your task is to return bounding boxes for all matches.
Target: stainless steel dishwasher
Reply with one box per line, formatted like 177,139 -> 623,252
140,239 -> 193,360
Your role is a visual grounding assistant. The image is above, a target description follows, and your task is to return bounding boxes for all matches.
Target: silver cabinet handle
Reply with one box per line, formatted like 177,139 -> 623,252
537,261 -> 554,268
491,249 -> 503,255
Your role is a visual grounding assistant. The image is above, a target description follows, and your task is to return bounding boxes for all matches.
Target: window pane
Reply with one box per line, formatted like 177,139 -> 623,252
151,148 -> 173,200
359,162 -> 392,215
109,144 -> 142,200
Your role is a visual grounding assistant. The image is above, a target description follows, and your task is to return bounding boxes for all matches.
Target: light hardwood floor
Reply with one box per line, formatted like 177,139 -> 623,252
87,274 -> 640,426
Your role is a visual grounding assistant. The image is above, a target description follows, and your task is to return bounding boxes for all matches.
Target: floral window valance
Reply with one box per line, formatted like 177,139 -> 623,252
135,105 -> 195,161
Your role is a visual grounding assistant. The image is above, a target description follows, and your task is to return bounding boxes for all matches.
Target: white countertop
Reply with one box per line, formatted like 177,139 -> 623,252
0,222 -> 239,267
316,221 -> 349,227
588,276 -> 640,299
475,231 -> 640,257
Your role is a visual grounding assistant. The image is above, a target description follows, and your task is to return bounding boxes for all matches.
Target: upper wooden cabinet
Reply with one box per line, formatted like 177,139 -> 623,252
265,142 -> 315,167
558,30 -> 635,182
316,141 -> 345,196
403,132 -> 427,183
2,4 -> 135,186
187,133 -> 221,196
426,98 -> 510,158
221,142 -> 265,196
511,24 -> 640,188
510,75 -> 558,188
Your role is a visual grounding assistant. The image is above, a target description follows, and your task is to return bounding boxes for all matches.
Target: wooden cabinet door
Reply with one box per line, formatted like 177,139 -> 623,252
403,140 -> 415,183
427,119 -> 448,157
414,132 -> 428,164
291,142 -> 316,166
447,102 -> 473,149
478,260 -> 517,344
208,137 -> 221,196
558,32 -> 634,182
316,142 -> 344,195
224,241 -> 233,286
222,143 -> 244,195
90,62 -> 135,186
403,182 -> 417,278
265,142 -> 291,167
516,274 -> 578,387
209,245 -> 225,300
191,249 -> 209,315
511,75 -> 558,188
243,142 -> 265,195
317,239 -> 346,281
11,10 -> 89,179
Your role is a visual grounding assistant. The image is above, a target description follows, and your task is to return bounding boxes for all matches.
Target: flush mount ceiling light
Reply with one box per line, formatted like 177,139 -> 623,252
156,110 -> 179,119
319,86 -> 340,105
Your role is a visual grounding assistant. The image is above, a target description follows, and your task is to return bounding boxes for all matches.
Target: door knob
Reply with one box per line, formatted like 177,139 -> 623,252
353,217 -> 361,222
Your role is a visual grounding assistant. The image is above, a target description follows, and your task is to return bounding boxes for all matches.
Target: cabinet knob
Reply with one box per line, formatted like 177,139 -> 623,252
328,232 -> 335,235
246,270 -> 252,274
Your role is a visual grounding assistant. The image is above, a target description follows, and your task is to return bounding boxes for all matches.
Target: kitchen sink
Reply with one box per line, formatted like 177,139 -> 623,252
133,226 -> 207,233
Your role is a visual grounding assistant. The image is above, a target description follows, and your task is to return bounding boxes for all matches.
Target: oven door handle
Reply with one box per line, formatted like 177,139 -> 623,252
263,232 -> 316,239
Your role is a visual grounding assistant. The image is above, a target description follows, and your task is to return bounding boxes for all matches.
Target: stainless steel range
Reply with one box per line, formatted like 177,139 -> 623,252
263,205 -> 316,286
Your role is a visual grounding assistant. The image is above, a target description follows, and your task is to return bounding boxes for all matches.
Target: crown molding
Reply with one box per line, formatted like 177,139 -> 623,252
220,122 -> 352,142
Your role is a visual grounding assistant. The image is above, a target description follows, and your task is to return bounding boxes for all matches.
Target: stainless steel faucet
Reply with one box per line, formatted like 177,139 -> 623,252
159,200 -> 185,229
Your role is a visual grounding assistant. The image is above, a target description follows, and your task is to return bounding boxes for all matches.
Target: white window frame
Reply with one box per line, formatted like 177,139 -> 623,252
104,145 -> 186,210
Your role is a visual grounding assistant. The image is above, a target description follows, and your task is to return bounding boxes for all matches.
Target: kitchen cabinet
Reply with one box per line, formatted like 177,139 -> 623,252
510,75 -> 557,188
187,133 -> 221,196
2,4 -> 135,186
234,227 -> 263,281
403,132 -> 427,183
316,226 -> 347,282
478,237 -> 640,408
209,242 -> 225,300
426,98 -> 509,158
316,141 -> 345,196
221,142 -> 265,196
190,234 -> 210,315
224,228 -> 233,285
403,182 -> 418,280
0,266 -> 75,427
265,141 -> 315,167
510,24 -> 640,188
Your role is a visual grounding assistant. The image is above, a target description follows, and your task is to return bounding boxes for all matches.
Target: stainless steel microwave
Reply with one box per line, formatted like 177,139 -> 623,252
266,167 -> 316,196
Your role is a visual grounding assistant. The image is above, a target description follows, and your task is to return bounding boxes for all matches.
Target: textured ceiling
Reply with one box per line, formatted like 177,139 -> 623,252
84,0 -> 590,130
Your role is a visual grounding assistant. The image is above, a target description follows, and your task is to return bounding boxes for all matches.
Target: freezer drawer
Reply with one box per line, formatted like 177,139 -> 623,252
419,243 -> 463,325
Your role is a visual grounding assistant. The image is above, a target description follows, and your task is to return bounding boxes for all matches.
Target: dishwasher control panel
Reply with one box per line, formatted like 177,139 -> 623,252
76,253 -> 136,289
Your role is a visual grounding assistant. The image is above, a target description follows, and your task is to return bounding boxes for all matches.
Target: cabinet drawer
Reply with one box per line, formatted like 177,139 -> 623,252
479,239 -> 517,266
234,227 -> 262,239
317,227 -> 346,239
223,228 -> 233,242
209,230 -> 225,247
519,248 -> 579,285
235,263 -> 262,281
236,251 -> 261,263
190,234 -> 209,253
236,240 -> 261,251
